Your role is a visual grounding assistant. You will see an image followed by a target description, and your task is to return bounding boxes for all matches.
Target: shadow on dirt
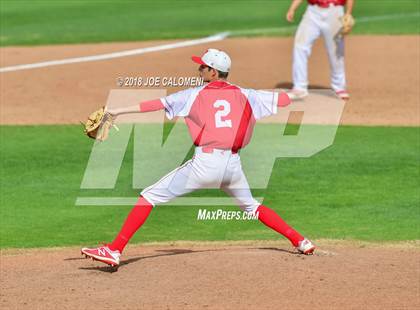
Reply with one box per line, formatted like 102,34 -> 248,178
274,82 -> 331,90
253,247 -> 298,255
73,246 -> 303,273
75,248 -> 223,273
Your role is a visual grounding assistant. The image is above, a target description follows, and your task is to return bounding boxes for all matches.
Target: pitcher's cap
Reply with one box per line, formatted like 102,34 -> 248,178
191,49 -> 231,73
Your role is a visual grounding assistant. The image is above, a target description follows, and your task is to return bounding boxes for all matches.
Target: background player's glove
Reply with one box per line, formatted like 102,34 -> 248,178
340,14 -> 355,35
83,107 -> 117,141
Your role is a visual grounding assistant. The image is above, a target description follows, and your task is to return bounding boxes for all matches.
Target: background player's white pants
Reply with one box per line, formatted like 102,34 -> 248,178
141,147 -> 260,214
293,4 -> 346,91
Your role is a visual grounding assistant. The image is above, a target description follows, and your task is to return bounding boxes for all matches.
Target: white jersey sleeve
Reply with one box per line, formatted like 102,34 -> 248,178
160,86 -> 204,120
240,88 -> 279,120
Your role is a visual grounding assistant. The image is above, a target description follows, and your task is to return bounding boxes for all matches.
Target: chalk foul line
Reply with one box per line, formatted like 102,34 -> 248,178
0,32 -> 230,73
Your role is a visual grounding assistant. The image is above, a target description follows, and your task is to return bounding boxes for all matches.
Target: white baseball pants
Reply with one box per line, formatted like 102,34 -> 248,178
141,147 -> 260,213
293,4 -> 347,91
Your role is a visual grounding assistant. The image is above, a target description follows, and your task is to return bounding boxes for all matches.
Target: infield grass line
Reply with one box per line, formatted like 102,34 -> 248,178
229,12 -> 420,36
1,239 -> 419,253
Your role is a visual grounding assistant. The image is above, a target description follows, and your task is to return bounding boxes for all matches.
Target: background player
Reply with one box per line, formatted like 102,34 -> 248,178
286,0 -> 354,100
81,49 -> 315,267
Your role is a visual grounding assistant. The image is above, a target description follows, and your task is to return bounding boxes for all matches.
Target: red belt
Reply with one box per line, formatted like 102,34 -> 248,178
201,147 -> 238,154
311,3 -> 343,8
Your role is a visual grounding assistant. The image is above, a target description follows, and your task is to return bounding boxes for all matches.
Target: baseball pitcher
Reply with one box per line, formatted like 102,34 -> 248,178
81,49 -> 315,267
286,0 -> 355,100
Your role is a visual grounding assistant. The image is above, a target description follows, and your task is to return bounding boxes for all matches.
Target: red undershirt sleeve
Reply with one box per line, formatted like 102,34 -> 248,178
277,91 -> 291,108
138,99 -> 165,112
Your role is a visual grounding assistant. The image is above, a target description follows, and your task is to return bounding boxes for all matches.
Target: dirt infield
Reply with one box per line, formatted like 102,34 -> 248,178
1,241 -> 419,310
1,36 -> 419,125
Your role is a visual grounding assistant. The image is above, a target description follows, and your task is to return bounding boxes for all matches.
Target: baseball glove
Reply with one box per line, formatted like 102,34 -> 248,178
83,107 -> 117,141
340,14 -> 355,35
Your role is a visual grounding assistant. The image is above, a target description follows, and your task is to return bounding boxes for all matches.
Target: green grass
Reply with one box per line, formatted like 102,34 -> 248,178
0,0 -> 419,46
0,124 -> 419,248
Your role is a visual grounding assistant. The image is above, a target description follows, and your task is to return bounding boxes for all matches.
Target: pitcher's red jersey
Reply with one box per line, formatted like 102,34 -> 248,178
160,80 -> 281,152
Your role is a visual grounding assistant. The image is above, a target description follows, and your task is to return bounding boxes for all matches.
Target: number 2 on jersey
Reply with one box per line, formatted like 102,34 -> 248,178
213,100 -> 232,128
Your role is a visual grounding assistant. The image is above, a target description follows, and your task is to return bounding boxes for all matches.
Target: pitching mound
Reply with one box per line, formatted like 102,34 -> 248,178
1,241 -> 419,309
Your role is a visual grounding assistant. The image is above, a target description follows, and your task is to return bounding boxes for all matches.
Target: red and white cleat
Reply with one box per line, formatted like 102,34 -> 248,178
297,238 -> 315,255
81,245 -> 121,266
335,90 -> 350,100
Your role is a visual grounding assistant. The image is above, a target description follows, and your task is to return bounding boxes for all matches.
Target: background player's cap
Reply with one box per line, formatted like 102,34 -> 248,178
191,49 -> 231,72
